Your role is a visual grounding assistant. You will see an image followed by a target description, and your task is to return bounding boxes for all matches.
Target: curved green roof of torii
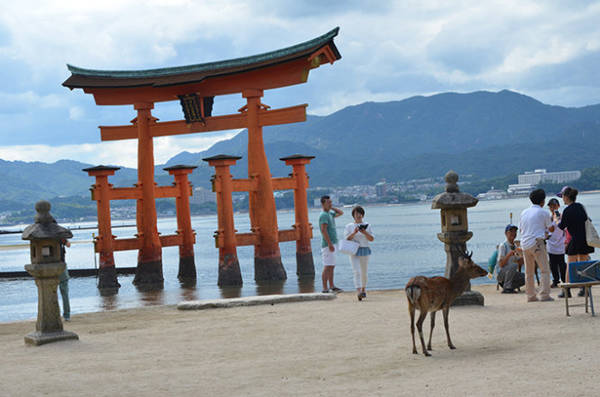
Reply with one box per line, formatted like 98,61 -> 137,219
63,27 -> 340,89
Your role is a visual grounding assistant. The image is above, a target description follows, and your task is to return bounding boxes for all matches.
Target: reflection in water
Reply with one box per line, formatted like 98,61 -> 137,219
219,286 -> 242,299
255,280 -> 285,296
137,288 -> 165,306
179,283 -> 198,302
100,294 -> 119,311
297,277 -> 316,293
179,279 -> 197,289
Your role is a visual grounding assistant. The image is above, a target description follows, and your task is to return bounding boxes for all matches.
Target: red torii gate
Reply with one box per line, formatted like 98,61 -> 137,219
63,28 -> 341,291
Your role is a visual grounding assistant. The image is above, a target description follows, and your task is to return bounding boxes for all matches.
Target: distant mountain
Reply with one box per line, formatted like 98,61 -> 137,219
165,90 -> 600,186
0,159 -> 138,203
2,90 -> 600,205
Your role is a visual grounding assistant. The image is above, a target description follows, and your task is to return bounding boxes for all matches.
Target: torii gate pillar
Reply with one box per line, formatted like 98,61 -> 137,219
133,102 -> 164,288
243,89 -> 287,282
83,166 -> 120,295
281,155 -> 315,277
204,155 -> 243,286
165,165 -> 197,282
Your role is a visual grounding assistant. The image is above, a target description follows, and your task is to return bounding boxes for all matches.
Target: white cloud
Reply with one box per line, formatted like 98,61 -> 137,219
0,90 -> 65,113
1,0 -> 600,158
68,106 -> 85,120
0,131 -> 240,167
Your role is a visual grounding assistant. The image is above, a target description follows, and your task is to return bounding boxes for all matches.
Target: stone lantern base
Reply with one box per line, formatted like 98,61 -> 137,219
25,330 -> 79,346
24,262 -> 79,346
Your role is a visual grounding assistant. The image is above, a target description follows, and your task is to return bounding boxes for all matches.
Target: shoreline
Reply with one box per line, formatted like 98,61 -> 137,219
1,285 -> 599,396
2,190 -> 598,229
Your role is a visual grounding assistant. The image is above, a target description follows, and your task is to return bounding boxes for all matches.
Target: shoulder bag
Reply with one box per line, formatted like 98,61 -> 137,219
583,205 -> 600,248
339,239 -> 360,255
585,219 -> 600,248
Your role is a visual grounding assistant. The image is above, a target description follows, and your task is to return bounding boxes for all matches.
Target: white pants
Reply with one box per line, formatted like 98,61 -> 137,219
321,244 -> 337,267
349,255 -> 369,289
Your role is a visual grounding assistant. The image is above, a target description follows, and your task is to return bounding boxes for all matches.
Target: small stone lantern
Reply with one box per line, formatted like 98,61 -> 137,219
22,200 -> 79,345
431,171 -> 483,306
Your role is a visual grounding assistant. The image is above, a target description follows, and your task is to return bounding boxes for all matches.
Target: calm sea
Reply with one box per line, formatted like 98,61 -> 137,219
1,193 -> 599,322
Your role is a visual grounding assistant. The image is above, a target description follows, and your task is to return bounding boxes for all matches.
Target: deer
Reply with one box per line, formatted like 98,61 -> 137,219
405,251 -> 487,357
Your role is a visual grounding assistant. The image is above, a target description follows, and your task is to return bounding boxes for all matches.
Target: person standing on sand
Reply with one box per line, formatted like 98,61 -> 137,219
557,186 -> 594,297
546,198 -> 567,289
59,238 -> 71,321
519,189 -> 554,302
344,205 -> 374,301
319,195 -> 343,293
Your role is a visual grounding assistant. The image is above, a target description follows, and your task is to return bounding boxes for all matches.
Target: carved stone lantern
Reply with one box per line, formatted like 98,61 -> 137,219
431,171 -> 483,306
22,200 -> 79,345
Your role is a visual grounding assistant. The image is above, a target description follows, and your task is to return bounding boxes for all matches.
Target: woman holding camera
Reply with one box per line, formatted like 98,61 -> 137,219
344,206 -> 374,301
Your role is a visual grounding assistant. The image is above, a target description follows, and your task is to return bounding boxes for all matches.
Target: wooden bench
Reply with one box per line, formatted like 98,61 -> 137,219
559,281 -> 600,316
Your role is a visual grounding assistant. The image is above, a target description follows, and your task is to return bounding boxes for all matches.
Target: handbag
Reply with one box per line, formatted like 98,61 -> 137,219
585,218 -> 600,248
339,239 -> 360,255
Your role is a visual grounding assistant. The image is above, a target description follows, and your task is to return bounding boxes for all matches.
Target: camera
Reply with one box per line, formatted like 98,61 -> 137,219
358,224 -> 368,230
554,210 -> 560,217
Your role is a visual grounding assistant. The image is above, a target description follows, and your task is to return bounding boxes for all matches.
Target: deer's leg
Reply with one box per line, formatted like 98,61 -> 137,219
416,311 -> 431,356
442,306 -> 456,350
408,304 -> 417,354
427,310 -> 436,351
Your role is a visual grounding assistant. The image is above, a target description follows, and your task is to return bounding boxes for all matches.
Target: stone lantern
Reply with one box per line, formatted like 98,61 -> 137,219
431,171 -> 483,306
22,200 -> 79,345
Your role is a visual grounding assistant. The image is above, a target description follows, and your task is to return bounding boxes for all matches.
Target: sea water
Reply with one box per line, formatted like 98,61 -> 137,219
1,193 -> 598,322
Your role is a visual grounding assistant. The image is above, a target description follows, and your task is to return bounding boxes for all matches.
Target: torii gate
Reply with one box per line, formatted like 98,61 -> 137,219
63,28 -> 341,291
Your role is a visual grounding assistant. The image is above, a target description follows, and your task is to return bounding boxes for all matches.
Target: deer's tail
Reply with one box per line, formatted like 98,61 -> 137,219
405,284 -> 421,304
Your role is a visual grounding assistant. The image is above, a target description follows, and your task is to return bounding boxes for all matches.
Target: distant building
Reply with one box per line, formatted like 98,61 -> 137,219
375,181 -> 387,197
191,187 -> 216,204
507,183 -> 535,196
477,188 -> 508,200
518,169 -> 581,185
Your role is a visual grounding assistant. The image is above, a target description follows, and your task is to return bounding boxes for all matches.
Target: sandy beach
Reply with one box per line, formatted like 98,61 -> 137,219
1,285 -> 599,397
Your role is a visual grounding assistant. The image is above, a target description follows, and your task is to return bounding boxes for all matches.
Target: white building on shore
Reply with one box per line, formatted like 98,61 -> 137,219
507,183 -> 535,196
518,169 -> 581,185
191,187 -> 216,204
477,188 -> 508,200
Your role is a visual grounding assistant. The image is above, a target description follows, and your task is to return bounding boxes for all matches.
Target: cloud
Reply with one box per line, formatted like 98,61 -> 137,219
1,0 -> 600,162
0,90 -> 65,114
68,106 -> 85,120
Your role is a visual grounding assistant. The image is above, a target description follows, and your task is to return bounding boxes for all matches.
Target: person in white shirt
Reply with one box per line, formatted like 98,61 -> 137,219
518,189 -> 555,302
344,206 -> 374,301
546,198 -> 567,290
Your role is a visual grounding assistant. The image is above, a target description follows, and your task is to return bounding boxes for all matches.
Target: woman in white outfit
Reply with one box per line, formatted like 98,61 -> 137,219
344,206 -> 374,301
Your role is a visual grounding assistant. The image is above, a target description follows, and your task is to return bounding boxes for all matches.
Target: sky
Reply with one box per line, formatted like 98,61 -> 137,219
1,0 -> 600,167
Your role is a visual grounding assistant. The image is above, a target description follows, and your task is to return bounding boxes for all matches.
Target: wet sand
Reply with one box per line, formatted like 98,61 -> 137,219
1,285 -> 599,396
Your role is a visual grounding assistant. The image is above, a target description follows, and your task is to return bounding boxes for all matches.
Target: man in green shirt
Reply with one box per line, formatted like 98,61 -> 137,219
319,195 -> 344,293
